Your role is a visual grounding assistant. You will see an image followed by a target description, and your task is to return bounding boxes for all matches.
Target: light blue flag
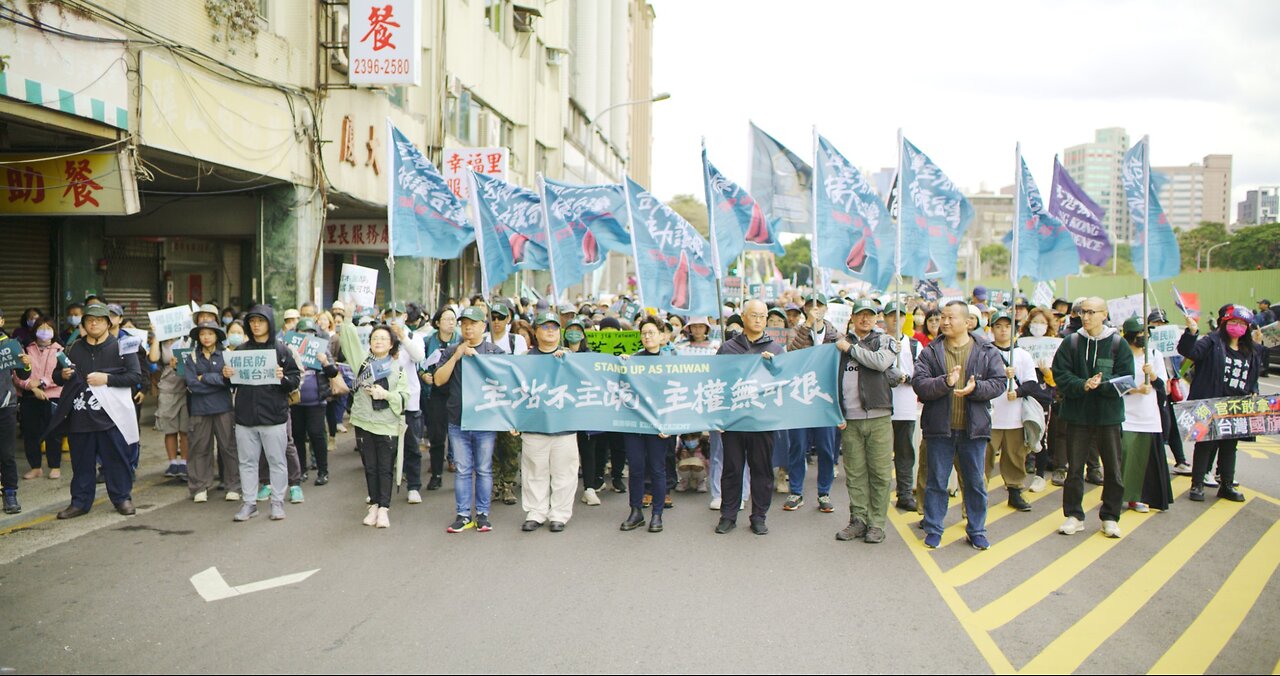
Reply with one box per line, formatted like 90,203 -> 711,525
749,122 -> 813,235
814,134 -> 892,290
1122,138 -> 1181,281
541,178 -> 632,295
387,122 -> 474,259
702,147 -> 784,279
625,177 -> 720,317
899,137 -> 974,286
469,171 -> 549,292
1008,157 -> 1081,282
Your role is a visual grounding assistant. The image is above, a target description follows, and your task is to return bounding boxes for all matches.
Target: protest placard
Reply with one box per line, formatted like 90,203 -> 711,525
825,303 -> 852,335
723,277 -> 744,305
173,347 -> 192,378
1017,336 -> 1063,367
585,330 -> 642,356
1173,395 -> 1280,443
148,306 -> 195,342
1032,281 -> 1055,309
284,331 -> 328,370
225,349 -> 280,385
675,345 -> 718,356
1106,293 -> 1145,325
0,339 -> 23,370
338,263 -> 378,312
764,327 -> 794,346
1260,322 -> 1280,349
1148,325 -> 1182,355
117,332 -> 142,356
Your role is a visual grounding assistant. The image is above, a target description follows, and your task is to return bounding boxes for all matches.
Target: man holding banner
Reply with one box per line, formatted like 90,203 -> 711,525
519,312 -> 580,534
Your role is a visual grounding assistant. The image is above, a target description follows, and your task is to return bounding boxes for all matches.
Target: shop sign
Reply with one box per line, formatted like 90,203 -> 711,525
325,219 -> 389,251
441,147 -> 508,200
349,0 -> 422,85
0,150 -> 139,216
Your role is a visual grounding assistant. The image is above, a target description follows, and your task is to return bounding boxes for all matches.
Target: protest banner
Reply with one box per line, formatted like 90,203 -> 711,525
148,306 -> 195,342
1017,336 -> 1063,367
0,339 -> 23,370
825,303 -> 852,335
123,327 -> 149,344
1148,325 -> 1182,355
117,332 -> 142,356
1173,395 -> 1280,444
173,347 -> 191,378
675,345 -> 718,356
1260,322 -> 1280,349
338,263 -> 378,312
764,327 -> 794,346
1106,293 -> 1145,324
284,331 -> 329,370
225,349 -> 280,385
723,277 -> 744,305
462,344 -> 843,435
1032,281 -> 1055,309
585,330 -> 643,356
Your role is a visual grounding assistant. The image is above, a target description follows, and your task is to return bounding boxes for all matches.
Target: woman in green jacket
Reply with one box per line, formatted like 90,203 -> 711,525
340,321 -> 409,529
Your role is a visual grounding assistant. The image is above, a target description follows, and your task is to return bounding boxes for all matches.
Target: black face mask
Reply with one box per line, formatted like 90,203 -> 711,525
1125,332 -> 1146,348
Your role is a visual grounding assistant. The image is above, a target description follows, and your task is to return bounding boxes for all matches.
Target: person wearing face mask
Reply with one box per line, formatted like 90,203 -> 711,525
422,307 -> 461,490
1019,308 -> 1059,493
61,303 -> 84,347
675,433 -> 709,493
1146,309 -> 1191,476
1118,317 -> 1172,513
0,309 -> 32,513
225,320 -> 248,349
985,310 -> 1044,513
1178,304 -> 1262,503
18,316 -> 64,482
12,307 -> 44,346
563,317 -> 606,506
221,308 -> 237,328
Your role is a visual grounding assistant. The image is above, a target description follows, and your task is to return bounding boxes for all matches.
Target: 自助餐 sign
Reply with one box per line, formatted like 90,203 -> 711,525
1,150 -> 139,216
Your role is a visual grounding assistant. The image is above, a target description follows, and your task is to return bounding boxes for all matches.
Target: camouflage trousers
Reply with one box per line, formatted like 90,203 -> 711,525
493,431 -> 522,489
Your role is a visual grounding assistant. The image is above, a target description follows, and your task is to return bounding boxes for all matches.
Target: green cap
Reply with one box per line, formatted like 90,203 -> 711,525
989,310 -> 1013,325
83,302 -> 111,318
566,316 -> 586,331
1122,316 -> 1144,334
883,301 -> 907,316
533,311 -> 561,327
851,298 -> 878,315
383,301 -> 406,314
459,306 -> 487,323
806,292 -> 828,306
490,302 -> 511,318
296,318 -> 318,333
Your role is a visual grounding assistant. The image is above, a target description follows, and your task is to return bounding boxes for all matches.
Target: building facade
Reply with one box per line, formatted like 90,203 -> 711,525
1154,154 -> 1232,230
1237,186 -> 1279,226
1062,127 -> 1129,246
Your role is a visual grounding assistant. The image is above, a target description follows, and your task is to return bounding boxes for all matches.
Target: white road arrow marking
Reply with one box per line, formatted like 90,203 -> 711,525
190,566 -> 319,602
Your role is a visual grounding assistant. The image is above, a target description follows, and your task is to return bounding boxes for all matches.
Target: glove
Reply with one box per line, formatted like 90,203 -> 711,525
368,384 -> 389,401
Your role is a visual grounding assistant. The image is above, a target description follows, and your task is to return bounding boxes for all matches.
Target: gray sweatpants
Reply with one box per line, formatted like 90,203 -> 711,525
189,411 -> 239,495
237,423 -> 288,505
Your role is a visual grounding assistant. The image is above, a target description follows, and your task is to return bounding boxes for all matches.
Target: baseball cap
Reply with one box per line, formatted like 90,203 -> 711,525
490,302 -> 511,318
566,316 -> 586,331
83,302 -> 110,318
973,286 -> 989,301
806,292 -> 829,306
459,306 -> 487,323
851,298 -> 878,314
283,308 -> 300,321
989,310 -> 1013,325
1122,316 -> 1144,333
883,301 -> 907,316
383,301 -> 407,314
533,311 -> 561,327
107,303 -> 125,317
296,318 -> 318,333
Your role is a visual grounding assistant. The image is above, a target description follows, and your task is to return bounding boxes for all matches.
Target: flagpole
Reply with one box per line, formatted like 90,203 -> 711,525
536,173 -> 560,303
466,170 -> 489,297
385,118 -> 397,304
623,176 -> 646,310
894,129 -> 905,338
1141,135 -> 1152,383
810,126 -> 821,294
702,139 -> 728,341
1008,143 -> 1022,391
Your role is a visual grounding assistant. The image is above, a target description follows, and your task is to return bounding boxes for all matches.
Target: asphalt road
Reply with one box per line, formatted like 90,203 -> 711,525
3,375 -> 1279,674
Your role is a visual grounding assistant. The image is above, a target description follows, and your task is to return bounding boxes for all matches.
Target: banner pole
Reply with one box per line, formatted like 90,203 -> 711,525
623,177 -> 646,310
810,126 -> 821,294
1141,135 -> 1152,382
536,173 -> 560,303
1011,143 -> 1022,350
385,118 -> 397,304
702,139 -> 727,341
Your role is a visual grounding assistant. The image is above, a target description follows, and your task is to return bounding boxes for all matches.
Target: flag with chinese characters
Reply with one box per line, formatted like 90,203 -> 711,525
749,122 -> 813,235
899,137 -> 974,286
1047,156 -> 1111,267
541,178 -> 632,295
387,122 -> 474,259
468,171 -> 549,292
1007,157 -> 1081,282
625,177 -> 719,317
1122,138 -> 1181,281
702,147 -> 784,279
814,134 -> 892,289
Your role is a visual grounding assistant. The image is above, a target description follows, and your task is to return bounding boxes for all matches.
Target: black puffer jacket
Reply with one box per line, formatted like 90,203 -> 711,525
233,305 -> 302,427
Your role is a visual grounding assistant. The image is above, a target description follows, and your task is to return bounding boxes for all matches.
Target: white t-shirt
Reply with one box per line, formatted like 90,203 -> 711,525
892,336 -> 921,421
396,328 -> 425,412
991,346 -> 1038,431
484,330 -> 528,356
1123,348 -> 1168,433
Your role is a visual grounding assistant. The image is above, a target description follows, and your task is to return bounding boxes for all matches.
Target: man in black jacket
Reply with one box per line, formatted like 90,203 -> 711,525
51,302 -> 144,519
225,305 -> 302,522
714,299 -> 784,536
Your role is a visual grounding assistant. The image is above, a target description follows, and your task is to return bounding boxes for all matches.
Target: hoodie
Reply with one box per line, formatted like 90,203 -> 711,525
233,305 -> 302,427
1051,326 -> 1133,426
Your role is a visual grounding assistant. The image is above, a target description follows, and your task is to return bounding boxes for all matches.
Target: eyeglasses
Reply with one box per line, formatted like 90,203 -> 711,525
744,313 -> 768,320
538,323 -> 560,331
1079,309 -> 1104,317
639,331 -> 661,338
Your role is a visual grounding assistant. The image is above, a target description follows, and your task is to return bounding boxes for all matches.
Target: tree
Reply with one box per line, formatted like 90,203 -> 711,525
980,243 -> 1009,279
1176,221 -> 1229,271
1082,243 -> 1135,276
776,236 -> 813,286
1222,222 -> 1280,270
666,194 -> 709,238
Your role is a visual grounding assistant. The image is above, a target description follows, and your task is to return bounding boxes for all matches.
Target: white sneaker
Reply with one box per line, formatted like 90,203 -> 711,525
1028,475 -> 1047,493
1172,462 -> 1193,475
1128,501 -> 1150,513
375,507 -> 390,529
1101,520 -> 1122,538
709,497 -> 722,510
582,488 -> 600,506
337,423 -> 348,433
1203,473 -> 1219,488
225,491 -> 241,501
1059,517 -> 1085,535
193,490 -> 208,503
407,489 -> 423,504
363,504 -> 379,526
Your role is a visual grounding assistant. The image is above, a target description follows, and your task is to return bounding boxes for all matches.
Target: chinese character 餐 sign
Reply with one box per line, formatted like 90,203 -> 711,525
348,0 -> 421,85
1173,395 -> 1280,443
441,147 -> 508,200
0,150 -> 139,216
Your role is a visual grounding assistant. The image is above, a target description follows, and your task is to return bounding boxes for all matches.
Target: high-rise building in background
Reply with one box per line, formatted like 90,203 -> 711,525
1154,154 -> 1232,230
1237,186 -> 1279,226
1062,127 -> 1129,246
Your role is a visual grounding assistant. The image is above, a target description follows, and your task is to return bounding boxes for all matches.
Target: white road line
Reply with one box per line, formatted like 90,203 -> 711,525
190,566 -> 319,602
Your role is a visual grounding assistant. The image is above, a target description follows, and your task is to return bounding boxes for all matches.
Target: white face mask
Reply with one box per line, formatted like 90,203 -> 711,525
1029,322 -> 1048,337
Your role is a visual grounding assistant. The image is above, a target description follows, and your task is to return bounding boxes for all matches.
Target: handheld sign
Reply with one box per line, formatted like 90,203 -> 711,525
148,306 -> 195,342
1261,322 -> 1280,349
825,303 -> 852,335
0,339 -> 24,371
118,332 -> 142,356
338,263 -> 378,313
173,347 -> 192,378
585,330 -> 643,356
1148,325 -> 1182,355
284,331 -> 328,370
1018,336 -> 1063,368
225,349 -> 280,385
1105,294 -> 1145,325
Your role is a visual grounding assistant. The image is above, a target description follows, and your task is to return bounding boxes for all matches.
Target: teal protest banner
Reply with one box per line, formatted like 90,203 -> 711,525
462,344 -> 842,435
284,331 -> 328,370
0,339 -> 24,370
225,349 -> 280,385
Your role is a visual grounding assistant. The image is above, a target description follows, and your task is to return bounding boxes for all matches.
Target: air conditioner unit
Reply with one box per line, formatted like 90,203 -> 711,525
329,5 -> 350,74
546,47 -> 565,67
477,110 -> 502,147
448,75 -> 463,98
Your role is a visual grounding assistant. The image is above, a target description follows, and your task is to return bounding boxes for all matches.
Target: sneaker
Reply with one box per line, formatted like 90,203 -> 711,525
896,495 -> 918,512
269,500 -> 286,520
1059,516 -> 1085,535
1051,469 -> 1066,486
1217,487 -> 1246,502
836,518 -> 868,541
336,423 -> 348,433
863,526 -> 886,544
817,494 -> 834,513
288,486 -> 304,504
1128,501 -> 1150,513
233,503 -> 258,522
1085,469 -> 1105,486
500,483 -> 517,505
709,497 -> 722,511
363,504 -> 379,526
664,494 -> 673,509
426,475 -> 443,491
163,462 -> 178,478
1101,520 -> 1121,538
375,507 -> 390,529
225,491 -> 241,501
1028,475 -> 1047,493
1172,462 -> 1193,476
642,493 -> 653,508
966,534 -> 991,550
256,485 -> 271,501
1007,488 -> 1032,512
314,472 -> 329,486
783,494 -> 804,511
2,489 -> 20,514
176,464 -> 189,480
328,436 -> 337,446
193,490 -> 208,503
695,479 -> 708,493
475,514 -> 492,532
774,468 -> 789,494
1189,485 -> 1205,502
1202,473 -> 1219,488
923,532 -> 941,549
611,477 -> 627,493
407,490 -> 422,504
582,487 -> 601,506
446,516 -> 473,533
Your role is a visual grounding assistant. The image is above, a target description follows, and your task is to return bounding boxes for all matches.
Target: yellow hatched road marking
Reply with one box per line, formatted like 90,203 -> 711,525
942,487 -> 1103,587
1149,518 -> 1280,674
938,482 -> 1061,548
1018,496 -> 1249,674
1240,447 -> 1270,460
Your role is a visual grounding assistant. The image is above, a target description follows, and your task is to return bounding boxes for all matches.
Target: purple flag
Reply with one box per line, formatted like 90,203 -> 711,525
1047,157 -> 1111,267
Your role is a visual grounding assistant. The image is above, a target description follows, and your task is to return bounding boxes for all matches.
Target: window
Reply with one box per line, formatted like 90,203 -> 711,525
485,0 -> 504,35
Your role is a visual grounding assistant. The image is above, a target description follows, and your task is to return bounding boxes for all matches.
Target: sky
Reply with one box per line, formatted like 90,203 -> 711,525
646,0 -> 1280,209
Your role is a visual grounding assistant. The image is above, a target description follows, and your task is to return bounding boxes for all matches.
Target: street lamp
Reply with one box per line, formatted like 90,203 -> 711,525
581,92 -> 671,182
1205,240 -> 1231,271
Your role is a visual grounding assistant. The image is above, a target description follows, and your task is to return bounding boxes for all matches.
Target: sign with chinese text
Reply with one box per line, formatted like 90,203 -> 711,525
0,339 -> 24,371
284,331 -> 329,370
585,330 -> 642,356
338,263 -> 378,313
324,220 -> 388,252
148,306 -> 195,342
1,150 -> 139,216
1259,322 -> 1280,349
1016,336 -> 1063,367
1173,395 -> 1280,444
1106,293 -> 1145,325
226,349 -> 281,386
349,0 -> 421,85
1148,325 -> 1182,356
441,147 -> 508,200
461,344 -> 843,435
723,276 -> 744,305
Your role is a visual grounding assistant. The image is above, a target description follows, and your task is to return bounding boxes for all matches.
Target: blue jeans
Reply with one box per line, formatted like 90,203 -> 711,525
923,430 -> 987,538
787,426 -> 836,496
449,424 -> 495,518
772,429 -> 789,469
708,431 -> 749,503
